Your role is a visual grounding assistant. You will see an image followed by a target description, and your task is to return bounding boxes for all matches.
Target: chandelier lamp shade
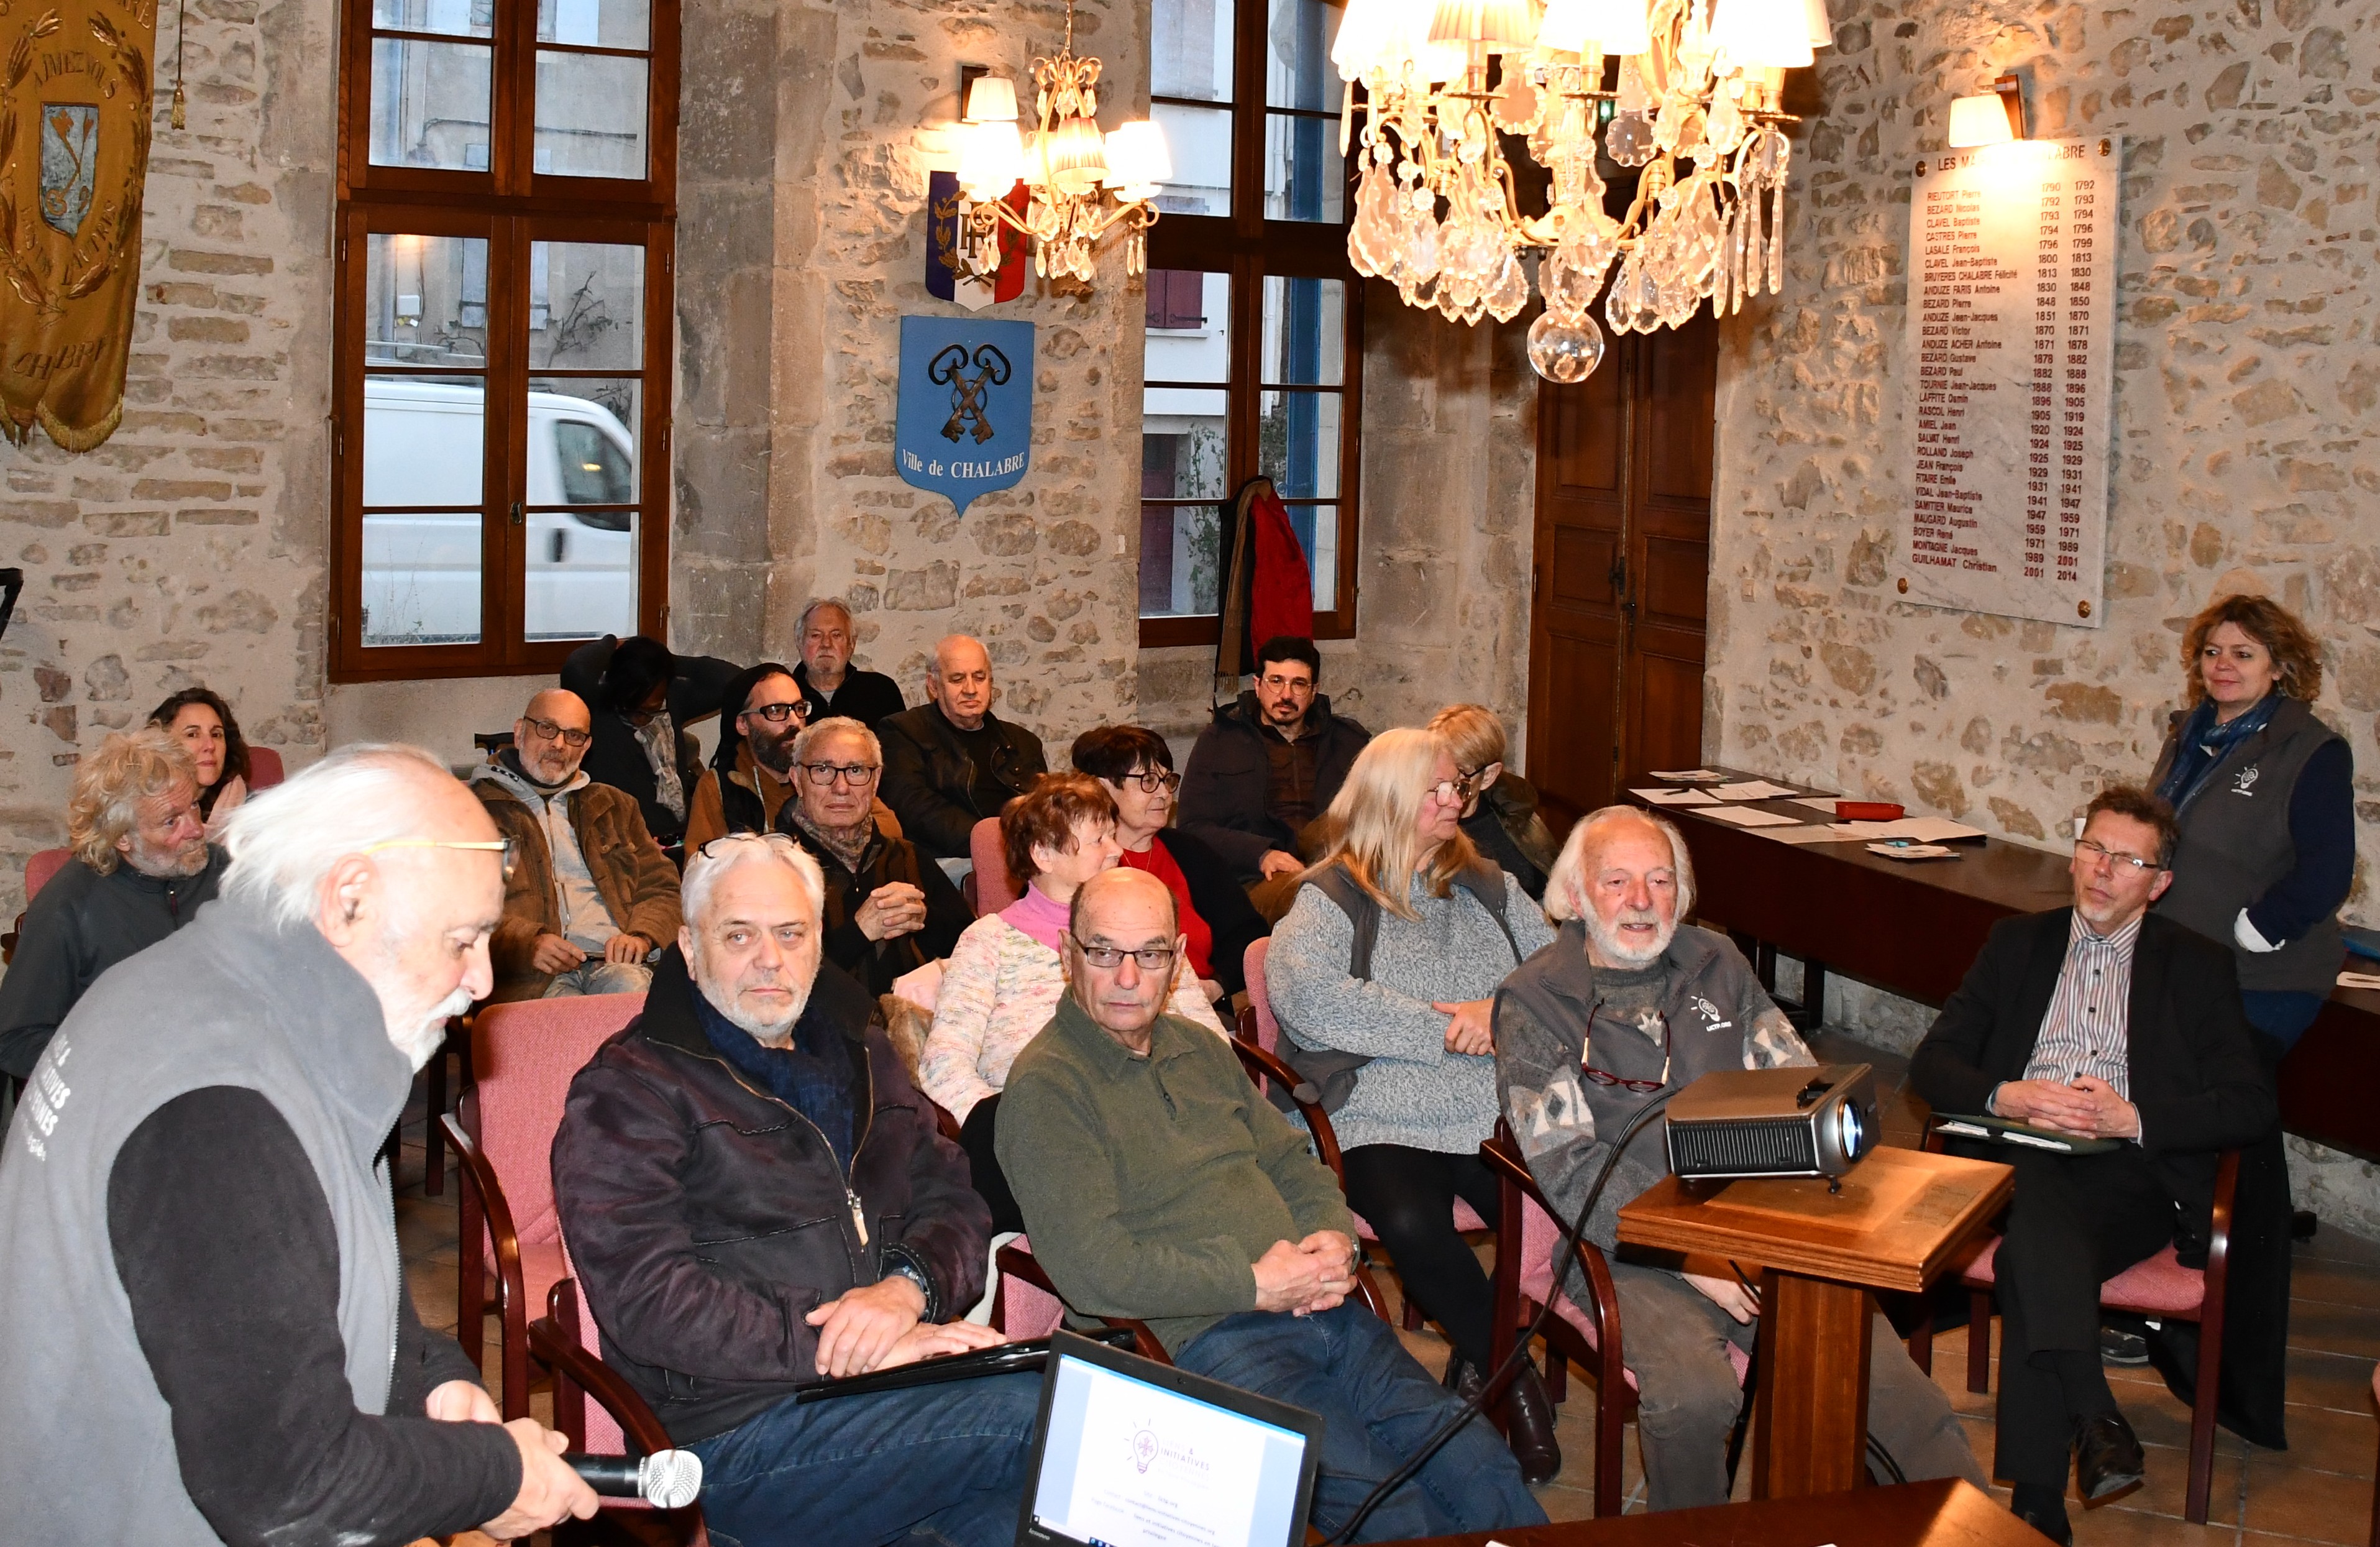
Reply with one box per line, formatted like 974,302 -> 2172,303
950,0 -> 1168,288
1334,0 -> 1830,380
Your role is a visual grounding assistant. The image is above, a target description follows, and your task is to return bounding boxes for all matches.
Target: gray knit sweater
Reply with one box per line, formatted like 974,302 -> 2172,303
1268,870 -> 1554,1154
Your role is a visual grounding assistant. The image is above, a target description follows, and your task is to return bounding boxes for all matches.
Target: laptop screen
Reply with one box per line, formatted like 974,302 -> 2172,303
1025,1346 -> 1315,1547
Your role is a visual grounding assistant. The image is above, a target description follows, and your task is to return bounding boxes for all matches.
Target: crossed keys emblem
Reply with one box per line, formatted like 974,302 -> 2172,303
928,342 -> 1012,444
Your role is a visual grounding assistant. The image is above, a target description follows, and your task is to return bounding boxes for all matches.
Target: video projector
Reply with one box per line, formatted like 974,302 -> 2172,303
1664,1064 -> 1878,1182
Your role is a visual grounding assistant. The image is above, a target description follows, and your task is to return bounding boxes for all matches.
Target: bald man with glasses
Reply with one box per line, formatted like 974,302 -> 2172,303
470,687 -> 682,1001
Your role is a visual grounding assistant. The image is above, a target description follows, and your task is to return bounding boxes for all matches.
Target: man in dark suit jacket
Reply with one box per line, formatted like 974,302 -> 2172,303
1910,785 -> 2276,1545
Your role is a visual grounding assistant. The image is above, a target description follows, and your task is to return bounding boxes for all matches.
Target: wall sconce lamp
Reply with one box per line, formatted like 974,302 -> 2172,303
1947,74 -> 2026,148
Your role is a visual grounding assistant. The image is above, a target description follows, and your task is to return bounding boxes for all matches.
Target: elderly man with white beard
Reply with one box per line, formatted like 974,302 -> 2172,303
0,743 -> 600,1546
1493,806 -> 1985,1513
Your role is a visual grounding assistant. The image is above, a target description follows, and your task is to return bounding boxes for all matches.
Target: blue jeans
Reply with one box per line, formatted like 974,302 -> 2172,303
686,1373 -> 1042,1547
1174,1303 -> 1547,1543
2241,989 -> 2323,1054
543,957 -> 652,997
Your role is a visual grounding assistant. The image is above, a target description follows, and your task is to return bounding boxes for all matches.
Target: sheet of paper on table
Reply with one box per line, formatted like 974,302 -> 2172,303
1785,797 -> 1846,818
1649,768 -> 1728,782
2340,971 -> 2380,991
1755,824 -> 1850,844
1828,817 -> 1989,842
1632,786 -> 1720,806
1703,805 -> 1804,828
1711,779 -> 1803,801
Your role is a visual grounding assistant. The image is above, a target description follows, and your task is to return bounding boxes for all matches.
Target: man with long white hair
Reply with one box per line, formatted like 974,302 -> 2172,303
552,833 -> 1022,1547
1494,804 -> 1984,1512
0,743 -> 597,1544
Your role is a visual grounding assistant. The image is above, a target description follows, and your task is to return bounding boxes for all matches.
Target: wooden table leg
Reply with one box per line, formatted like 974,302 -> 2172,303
1752,1269 -> 1873,1499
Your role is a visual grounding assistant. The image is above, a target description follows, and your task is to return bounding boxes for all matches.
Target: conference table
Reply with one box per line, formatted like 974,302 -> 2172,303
1621,767 -> 2380,1160
1393,1478 -> 2043,1547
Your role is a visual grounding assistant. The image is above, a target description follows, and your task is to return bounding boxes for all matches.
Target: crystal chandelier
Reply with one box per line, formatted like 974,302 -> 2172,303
1334,0 -> 1829,381
951,0 -> 1172,288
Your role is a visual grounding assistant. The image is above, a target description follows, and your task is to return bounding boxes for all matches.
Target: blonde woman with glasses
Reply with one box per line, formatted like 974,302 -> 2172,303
1265,727 -> 1561,1482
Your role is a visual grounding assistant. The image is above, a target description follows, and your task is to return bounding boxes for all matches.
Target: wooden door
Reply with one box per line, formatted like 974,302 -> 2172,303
1526,311 -> 1718,832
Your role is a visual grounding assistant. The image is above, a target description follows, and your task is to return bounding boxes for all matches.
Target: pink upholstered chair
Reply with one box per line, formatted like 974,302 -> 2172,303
3,847 -> 72,966
532,1277 -> 708,1544
245,746 -> 285,789
969,817 -> 1020,913
1239,939 -> 1490,1331
442,990 -> 645,1418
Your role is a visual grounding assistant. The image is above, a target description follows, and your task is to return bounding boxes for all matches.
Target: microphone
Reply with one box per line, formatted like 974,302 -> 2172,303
564,1449 -> 703,1508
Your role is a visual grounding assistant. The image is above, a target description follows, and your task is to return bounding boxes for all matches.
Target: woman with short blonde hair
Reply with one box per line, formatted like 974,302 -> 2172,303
1424,705 -> 1555,901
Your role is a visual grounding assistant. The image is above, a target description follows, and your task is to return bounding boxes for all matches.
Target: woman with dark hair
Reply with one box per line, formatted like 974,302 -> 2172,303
1071,724 -> 1269,1001
919,774 -> 1225,1232
559,633 -> 741,850
147,687 -> 251,833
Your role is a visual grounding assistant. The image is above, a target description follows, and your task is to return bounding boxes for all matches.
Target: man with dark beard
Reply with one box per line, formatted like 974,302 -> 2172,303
554,834 -> 1028,1547
684,662 -> 810,852
0,743 -> 598,1543
1493,806 -> 1985,1513
0,727 -> 227,1079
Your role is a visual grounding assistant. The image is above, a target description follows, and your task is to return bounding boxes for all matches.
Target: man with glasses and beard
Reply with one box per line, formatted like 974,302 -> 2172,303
0,727 -> 226,1080
471,688 -> 682,1001
685,662 -> 811,852
0,744 -> 599,1544
772,716 -> 968,996
1494,806 -> 1984,1514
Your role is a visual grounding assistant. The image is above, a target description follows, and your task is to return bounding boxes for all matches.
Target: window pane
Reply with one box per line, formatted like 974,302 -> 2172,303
1141,504 -> 1224,617
534,51 -> 649,178
1145,270 -> 1230,382
1260,275 -> 1343,385
525,508 -> 638,641
1263,111 -> 1342,222
370,38 -> 491,168
1266,0 -> 1342,111
373,0 -> 489,37
538,0 -> 649,48
525,242 -> 644,369
1259,389 -> 1340,498
364,232 -> 490,365
1152,0 -> 1234,102
1142,387 -> 1228,501
1151,101 -> 1232,217
362,512 -> 482,645
1288,502 -> 1340,609
364,374 -> 485,505
527,377 -> 639,503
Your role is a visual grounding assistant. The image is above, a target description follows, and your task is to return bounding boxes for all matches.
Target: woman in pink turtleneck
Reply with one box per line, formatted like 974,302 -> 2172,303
920,774 -> 1227,1232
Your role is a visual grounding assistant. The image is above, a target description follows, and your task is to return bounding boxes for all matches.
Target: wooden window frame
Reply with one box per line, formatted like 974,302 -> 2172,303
329,0 -> 679,683
1140,0 -> 1361,650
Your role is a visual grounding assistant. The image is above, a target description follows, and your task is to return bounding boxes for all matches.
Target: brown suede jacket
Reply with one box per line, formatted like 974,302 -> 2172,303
470,762 -> 684,1001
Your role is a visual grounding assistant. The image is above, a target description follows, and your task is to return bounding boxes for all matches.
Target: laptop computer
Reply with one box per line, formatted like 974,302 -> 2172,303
1017,1329 -> 1325,1547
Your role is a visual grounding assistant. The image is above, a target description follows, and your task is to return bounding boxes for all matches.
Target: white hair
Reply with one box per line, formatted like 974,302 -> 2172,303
797,597 -> 853,636
789,715 -> 880,767
218,743 -> 459,931
681,833 -> 826,931
1544,805 -> 1697,923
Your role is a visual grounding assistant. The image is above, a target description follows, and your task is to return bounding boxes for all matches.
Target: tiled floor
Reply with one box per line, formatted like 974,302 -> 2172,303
396,1032 -> 2380,1545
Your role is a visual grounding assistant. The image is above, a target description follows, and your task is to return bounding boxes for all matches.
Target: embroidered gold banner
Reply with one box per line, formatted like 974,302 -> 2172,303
0,0 -> 155,451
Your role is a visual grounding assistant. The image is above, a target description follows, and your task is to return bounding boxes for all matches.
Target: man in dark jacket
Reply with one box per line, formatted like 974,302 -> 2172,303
1909,785 -> 2277,1545
877,634 -> 1047,861
0,743 -> 595,1545
774,716 -> 968,996
1178,635 -> 1370,916
0,727 -> 226,1079
554,833 -> 1027,1547
792,597 -> 907,727
685,661 -> 808,852
561,633 -> 741,850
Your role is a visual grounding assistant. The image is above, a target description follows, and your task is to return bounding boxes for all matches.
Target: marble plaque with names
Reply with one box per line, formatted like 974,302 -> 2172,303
1902,137 -> 2120,628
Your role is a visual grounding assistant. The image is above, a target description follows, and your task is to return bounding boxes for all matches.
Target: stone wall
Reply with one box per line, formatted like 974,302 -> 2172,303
1,0 -> 334,921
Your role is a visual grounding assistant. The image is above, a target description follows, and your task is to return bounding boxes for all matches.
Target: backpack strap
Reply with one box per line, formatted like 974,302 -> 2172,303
1451,859 -> 1523,965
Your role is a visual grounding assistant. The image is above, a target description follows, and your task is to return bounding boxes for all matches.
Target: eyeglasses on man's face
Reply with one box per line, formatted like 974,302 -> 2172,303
362,835 -> 518,882
698,832 -> 800,860
1067,934 -> 1179,972
742,701 -> 803,725
1115,768 -> 1181,794
2074,838 -> 2160,875
522,716 -> 592,749
800,761 -> 881,787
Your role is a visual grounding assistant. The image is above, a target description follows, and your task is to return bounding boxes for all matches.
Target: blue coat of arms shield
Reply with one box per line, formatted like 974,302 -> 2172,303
895,315 -> 1034,517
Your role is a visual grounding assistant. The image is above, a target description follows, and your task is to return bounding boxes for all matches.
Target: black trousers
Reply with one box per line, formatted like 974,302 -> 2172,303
1340,1144 -> 1503,1371
1993,1144 -> 2176,1486
958,1095 -> 1027,1237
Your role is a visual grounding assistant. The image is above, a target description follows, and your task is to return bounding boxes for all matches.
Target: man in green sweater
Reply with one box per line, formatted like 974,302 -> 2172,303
997,869 -> 1546,1543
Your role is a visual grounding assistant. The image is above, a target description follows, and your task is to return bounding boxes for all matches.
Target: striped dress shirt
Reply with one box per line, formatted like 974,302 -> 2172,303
2021,911 -> 2143,1098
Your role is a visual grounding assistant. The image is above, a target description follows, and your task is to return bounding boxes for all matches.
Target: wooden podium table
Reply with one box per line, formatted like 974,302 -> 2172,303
1616,1146 -> 2013,1500
1393,1478 -> 2039,1547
